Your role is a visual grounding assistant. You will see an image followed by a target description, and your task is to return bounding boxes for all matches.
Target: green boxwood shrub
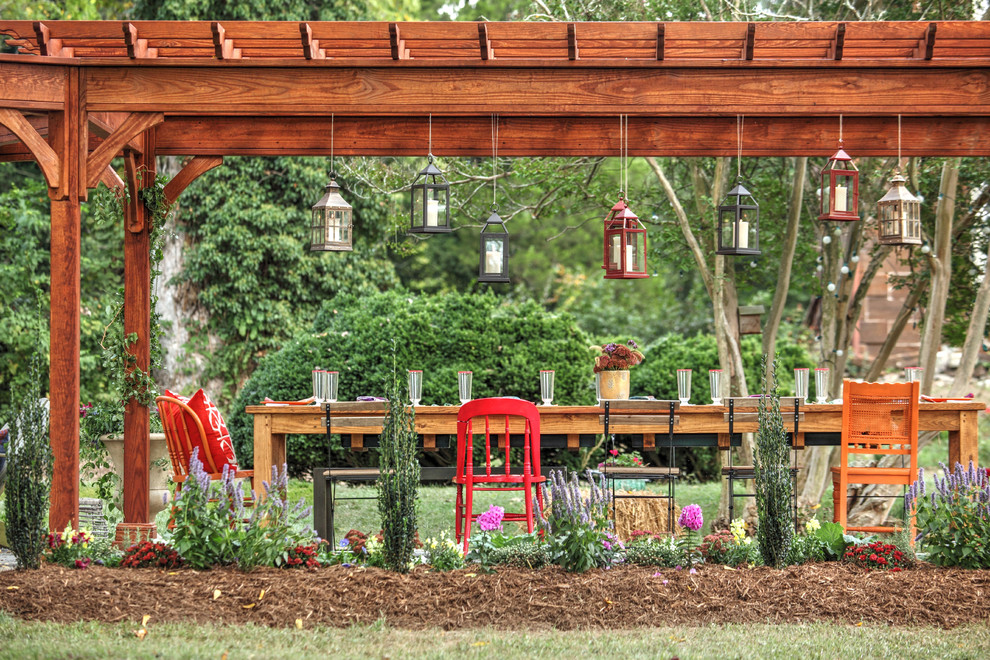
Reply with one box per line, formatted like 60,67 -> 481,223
228,290 -> 596,475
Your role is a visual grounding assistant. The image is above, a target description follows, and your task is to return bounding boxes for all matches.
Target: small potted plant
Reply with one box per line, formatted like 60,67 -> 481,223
591,339 -> 644,400
598,448 -> 648,491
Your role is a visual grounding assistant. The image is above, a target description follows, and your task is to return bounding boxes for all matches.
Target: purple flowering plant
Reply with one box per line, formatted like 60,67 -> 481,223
905,461 -> 990,569
537,469 -> 623,572
591,339 -> 645,373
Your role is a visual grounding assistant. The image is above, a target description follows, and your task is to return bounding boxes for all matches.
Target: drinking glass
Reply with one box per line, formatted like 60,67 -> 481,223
458,371 -> 473,405
312,368 -> 325,406
325,371 -> 339,404
794,368 -> 809,402
814,367 -> 830,404
408,370 -> 423,407
677,369 -> 692,405
709,369 -> 722,405
540,370 -> 555,406
906,366 -> 924,401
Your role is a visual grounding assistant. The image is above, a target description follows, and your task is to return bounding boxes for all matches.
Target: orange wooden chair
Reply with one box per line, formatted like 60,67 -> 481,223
155,396 -> 255,499
454,398 -> 546,554
830,380 -> 919,536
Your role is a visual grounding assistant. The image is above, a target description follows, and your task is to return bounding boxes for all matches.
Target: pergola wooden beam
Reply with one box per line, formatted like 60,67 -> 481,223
151,115 -> 990,157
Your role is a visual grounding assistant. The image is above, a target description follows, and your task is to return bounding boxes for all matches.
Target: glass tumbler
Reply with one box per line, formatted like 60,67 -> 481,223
540,370 -> 555,406
408,370 -> 423,406
312,368 -> 325,406
794,368 -> 809,402
709,369 -> 722,405
814,367 -> 830,404
677,369 -> 692,405
324,371 -> 339,404
905,366 -> 924,401
458,371 -> 473,405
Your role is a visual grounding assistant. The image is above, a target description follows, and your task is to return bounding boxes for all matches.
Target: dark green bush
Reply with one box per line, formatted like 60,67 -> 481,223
377,370 -> 419,573
754,355 -> 794,569
228,290 -> 595,475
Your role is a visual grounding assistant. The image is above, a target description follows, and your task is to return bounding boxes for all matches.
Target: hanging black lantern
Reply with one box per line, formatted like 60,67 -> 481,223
602,195 -> 648,279
479,206 -> 509,283
310,173 -> 353,251
877,172 -> 922,246
716,180 -> 760,256
819,145 -> 860,222
409,155 -> 451,234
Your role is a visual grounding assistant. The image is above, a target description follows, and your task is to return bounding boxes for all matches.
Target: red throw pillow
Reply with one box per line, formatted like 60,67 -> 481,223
164,388 -> 238,472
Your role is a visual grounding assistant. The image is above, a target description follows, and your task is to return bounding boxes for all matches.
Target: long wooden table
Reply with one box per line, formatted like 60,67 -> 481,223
245,399 -> 985,499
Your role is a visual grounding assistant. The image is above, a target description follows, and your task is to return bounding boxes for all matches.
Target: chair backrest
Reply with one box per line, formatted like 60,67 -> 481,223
456,398 -> 541,480
156,396 -> 221,476
840,380 -> 919,465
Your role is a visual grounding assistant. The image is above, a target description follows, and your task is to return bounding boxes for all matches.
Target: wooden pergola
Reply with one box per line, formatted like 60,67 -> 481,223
1,19 -> 989,542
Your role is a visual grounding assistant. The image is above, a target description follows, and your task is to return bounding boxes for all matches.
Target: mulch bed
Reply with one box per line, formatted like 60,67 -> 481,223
1,562 -> 989,630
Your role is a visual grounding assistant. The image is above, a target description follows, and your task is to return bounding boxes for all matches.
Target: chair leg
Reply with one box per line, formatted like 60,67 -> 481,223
462,484 -> 474,555
727,475 -> 735,522
329,477 -> 337,547
524,479 -> 534,534
454,484 -> 463,543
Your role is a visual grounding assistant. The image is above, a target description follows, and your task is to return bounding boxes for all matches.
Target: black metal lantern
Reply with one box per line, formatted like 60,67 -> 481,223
877,172 -> 922,246
479,206 -> 509,283
819,145 -> 860,221
602,195 -> 648,279
716,179 -> 760,256
310,173 -> 353,251
409,155 -> 451,233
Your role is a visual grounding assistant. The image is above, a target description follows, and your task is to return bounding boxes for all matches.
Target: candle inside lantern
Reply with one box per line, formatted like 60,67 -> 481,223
834,184 -> 848,212
610,235 -> 621,269
485,242 -> 502,274
625,244 -> 635,271
426,199 -> 439,227
737,220 -> 749,249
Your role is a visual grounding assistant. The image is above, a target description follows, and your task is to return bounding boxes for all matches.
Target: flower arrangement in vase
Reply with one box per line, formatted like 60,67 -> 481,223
591,340 -> 644,400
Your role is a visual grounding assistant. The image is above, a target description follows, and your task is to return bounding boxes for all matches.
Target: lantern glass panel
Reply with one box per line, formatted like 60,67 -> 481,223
483,236 -> 504,276
719,208 -> 736,249
629,231 -> 646,273
738,206 -> 756,250
609,232 -> 622,270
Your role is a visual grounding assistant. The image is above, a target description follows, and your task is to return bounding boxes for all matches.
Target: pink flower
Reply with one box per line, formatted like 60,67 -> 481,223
609,449 -> 619,457
678,504 -> 704,532
477,505 -> 504,532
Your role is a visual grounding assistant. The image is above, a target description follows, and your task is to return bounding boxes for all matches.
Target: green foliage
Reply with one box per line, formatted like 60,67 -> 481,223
166,156 -> 399,402
488,534 -> 553,569
699,529 -> 761,567
227,289 -> 595,474
908,462 -> 990,569
624,534 -> 687,568
4,354 -> 53,569
377,367 -> 420,573
753,354 -> 793,569
537,469 -> 619,572
166,451 -> 316,569
44,526 -> 114,569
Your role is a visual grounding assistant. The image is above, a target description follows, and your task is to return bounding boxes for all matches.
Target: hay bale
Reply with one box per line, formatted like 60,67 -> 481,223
613,492 -> 681,540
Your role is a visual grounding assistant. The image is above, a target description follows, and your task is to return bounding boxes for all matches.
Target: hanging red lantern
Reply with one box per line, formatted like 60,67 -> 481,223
819,144 -> 860,222
603,195 -> 648,279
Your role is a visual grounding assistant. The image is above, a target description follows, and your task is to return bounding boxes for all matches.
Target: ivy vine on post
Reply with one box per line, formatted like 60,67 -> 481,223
96,170 -> 172,409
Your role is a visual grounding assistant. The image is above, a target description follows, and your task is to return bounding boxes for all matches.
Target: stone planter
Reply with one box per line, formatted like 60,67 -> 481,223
597,370 -> 630,400
101,433 -> 172,519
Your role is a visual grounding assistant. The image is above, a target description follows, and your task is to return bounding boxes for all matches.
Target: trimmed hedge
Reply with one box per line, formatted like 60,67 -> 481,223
228,290 -> 596,475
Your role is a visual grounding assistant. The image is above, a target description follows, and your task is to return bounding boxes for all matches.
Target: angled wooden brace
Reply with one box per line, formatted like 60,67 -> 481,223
389,23 -> 409,60
212,22 -> 242,60
163,156 -> 224,205
0,108 -> 60,188
300,22 -> 326,60
86,112 -> 164,190
123,22 -> 158,59
478,23 -> 494,60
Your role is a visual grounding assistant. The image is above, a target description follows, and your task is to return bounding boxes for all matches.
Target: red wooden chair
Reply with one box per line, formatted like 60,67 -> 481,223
454,398 -> 545,554
831,380 -> 919,537
155,396 -> 254,500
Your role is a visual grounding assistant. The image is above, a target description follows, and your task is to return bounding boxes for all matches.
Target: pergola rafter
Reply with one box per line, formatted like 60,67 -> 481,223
0,19 -> 988,541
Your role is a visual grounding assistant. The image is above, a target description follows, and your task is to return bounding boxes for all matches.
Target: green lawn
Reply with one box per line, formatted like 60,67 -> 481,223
1,614 -> 988,659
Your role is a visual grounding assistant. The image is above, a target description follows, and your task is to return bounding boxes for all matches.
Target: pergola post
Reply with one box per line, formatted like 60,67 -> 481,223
47,67 -> 82,532
115,132 -> 156,547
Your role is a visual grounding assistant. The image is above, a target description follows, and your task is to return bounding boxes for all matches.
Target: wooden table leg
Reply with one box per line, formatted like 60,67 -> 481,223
948,410 -> 979,470
252,413 -> 279,502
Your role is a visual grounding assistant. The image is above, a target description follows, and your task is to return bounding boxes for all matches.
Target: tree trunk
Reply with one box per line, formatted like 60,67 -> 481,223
950,238 -> 990,396
918,159 -> 960,394
763,157 -> 806,359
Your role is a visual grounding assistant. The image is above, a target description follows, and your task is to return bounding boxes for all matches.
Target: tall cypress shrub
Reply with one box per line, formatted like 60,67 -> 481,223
377,361 -> 420,573
754,354 -> 794,568
4,354 -> 53,569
